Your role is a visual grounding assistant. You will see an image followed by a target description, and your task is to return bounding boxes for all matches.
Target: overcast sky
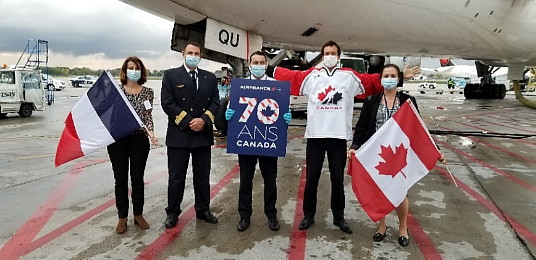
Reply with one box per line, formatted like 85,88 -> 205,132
0,0 -> 187,71
0,0 -> 473,72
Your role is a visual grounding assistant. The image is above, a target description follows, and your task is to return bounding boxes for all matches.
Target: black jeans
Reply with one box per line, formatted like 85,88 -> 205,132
107,132 -> 150,218
238,154 -> 278,219
303,138 -> 347,220
166,146 -> 211,217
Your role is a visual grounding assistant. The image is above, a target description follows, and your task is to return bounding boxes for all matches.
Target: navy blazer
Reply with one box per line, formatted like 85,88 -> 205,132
351,92 -> 418,149
161,65 -> 220,148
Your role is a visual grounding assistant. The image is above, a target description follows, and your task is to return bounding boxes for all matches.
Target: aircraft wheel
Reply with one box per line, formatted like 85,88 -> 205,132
18,104 -> 33,117
489,84 -> 499,99
464,84 -> 476,99
497,84 -> 506,99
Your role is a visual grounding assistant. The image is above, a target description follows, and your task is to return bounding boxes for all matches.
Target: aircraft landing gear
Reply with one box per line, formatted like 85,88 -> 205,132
464,83 -> 506,99
465,61 -> 507,100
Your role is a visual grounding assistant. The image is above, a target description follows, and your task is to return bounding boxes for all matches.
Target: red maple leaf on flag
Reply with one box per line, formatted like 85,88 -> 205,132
317,85 -> 335,101
375,144 -> 408,178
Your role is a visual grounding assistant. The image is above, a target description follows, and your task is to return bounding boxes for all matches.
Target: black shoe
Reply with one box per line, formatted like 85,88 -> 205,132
298,217 -> 314,230
164,214 -> 178,229
398,230 -> 409,246
268,218 -> 280,231
196,211 -> 218,223
333,219 -> 353,234
398,236 -> 409,246
237,217 -> 250,232
373,227 -> 387,242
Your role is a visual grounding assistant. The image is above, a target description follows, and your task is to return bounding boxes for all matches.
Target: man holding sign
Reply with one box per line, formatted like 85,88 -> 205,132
226,51 -> 292,232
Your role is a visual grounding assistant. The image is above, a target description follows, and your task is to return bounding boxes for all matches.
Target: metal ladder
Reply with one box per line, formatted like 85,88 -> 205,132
14,39 -> 54,104
15,39 -> 49,70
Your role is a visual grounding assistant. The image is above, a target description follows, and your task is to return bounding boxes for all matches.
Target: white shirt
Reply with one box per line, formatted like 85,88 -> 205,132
300,67 -> 364,140
184,66 -> 199,89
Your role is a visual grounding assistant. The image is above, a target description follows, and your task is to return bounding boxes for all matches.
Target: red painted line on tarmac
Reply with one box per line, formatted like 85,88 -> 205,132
13,171 -> 168,257
16,200 -> 116,256
442,110 -> 510,121
136,164 -> 240,259
407,213 -> 443,260
0,161 -> 92,259
214,143 -> 227,149
287,162 -> 307,260
484,114 -> 536,128
436,140 -> 536,192
448,121 -> 536,147
475,119 -> 536,134
516,139 -> 536,148
435,166 -> 536,247
288,135 -> 304,140
440,125 -> 536,164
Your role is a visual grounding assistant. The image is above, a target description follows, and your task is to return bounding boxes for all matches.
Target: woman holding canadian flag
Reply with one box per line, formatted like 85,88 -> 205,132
348,64 -> 446,246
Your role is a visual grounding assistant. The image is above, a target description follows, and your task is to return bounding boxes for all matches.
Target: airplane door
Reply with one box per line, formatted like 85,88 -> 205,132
20,71 -> 45,111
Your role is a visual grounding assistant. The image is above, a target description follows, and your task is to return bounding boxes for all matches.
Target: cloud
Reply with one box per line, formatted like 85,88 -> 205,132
0,0 -> 176,68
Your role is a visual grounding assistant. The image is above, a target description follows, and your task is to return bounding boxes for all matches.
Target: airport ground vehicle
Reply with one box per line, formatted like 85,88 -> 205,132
70,75 -> 96,88
42,73 -> 67,91
419,82 -> 443,94
0,68 -> 46,117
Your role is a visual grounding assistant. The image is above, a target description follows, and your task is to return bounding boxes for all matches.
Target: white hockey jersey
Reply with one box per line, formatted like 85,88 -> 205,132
300,67 -> 364,140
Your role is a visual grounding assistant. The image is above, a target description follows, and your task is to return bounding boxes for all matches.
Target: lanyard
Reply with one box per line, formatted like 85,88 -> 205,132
383,93 -> 398,119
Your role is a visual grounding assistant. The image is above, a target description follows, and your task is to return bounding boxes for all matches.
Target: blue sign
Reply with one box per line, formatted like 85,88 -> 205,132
227,78 -> 290,157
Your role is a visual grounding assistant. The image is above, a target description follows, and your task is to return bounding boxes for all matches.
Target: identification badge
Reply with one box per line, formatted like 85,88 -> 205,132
143,100 -> 152,110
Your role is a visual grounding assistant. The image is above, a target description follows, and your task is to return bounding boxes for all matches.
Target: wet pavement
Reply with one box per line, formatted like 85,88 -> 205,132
0,81 -> 535,259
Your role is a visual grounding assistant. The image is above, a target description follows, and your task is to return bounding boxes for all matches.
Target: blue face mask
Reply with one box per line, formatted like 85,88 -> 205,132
381,78 -> 399,90
250,65 -> 266,78
126,69 -> 141,82
185,55 -> 201,68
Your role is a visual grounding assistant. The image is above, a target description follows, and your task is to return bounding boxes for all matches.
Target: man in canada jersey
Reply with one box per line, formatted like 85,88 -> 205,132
270,40 -> 419,234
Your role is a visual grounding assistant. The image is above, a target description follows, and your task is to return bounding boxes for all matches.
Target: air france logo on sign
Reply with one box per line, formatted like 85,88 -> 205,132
227,78 -> 290,157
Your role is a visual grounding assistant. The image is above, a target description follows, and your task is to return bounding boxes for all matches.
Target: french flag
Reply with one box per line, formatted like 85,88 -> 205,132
55,71 -> 143,167
348,100 -> 440,222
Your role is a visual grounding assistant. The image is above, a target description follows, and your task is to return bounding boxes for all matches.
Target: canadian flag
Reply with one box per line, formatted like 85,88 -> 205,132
348,100 -> 440,222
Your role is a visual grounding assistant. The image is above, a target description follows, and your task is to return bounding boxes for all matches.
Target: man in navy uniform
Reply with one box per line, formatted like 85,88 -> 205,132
161,42 -> 220,228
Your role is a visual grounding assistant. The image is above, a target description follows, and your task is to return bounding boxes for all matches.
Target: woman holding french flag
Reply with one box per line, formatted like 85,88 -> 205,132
348,64 -> 446,246
107,57 -> 158,234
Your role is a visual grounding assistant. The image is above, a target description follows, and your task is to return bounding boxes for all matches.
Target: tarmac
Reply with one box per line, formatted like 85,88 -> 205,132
0,81 -> 535,259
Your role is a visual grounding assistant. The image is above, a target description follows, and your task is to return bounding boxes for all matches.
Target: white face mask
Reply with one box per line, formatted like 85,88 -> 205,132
381,78 -> 399,90
324,55 -> 338,68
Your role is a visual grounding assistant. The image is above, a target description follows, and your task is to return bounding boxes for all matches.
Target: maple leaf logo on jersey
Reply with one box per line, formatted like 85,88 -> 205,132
375,144 -> 408,178
317,85 -> 334,101
317,85 -> 343,105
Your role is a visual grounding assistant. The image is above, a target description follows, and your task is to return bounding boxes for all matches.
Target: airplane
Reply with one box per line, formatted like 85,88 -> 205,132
435,65 -> 478,81
118,0 -> 536,108
435,59 -> 534,91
